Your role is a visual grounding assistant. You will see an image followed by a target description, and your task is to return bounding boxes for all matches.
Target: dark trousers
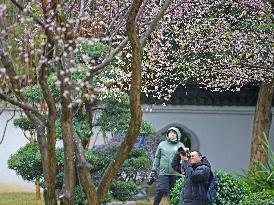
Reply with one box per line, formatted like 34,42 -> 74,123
153,175 -> 180,205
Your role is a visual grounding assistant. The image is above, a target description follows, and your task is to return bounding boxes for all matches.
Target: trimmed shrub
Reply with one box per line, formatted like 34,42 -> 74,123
73,185 -> 112,205
212,170 -> 249,205
13,117 -> 35,131
91,141 -> 150,183
8,138 -> 150,203
7,142 -> 42,181
111,180 -> 138,202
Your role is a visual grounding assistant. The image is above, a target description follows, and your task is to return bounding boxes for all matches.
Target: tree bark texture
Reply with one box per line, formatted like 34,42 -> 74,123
57,6 -> 77,205
249,82 -> 273,170
74,132 -> 99,205
38,47 -> 58,205
97,0 -> 143,203
35,179 -> 41,200
59,69 -> 76,205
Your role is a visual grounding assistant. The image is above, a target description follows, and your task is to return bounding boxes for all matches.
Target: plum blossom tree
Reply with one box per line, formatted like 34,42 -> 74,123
146,0 -> 273,170
0,0 -> 178,204
115,0 -> 274,170
0,2 -> 272,205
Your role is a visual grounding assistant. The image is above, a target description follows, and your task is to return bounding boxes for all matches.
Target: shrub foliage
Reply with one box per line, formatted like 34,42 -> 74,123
8,141 -> 150,203
8,142 -> 42,181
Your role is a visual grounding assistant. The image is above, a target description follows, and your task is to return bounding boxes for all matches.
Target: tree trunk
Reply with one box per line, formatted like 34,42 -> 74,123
36,125 -> 57,205
35,179 -> 41,200
249,82 -> 273,170
57,9 -> 77,204
74,132 -> 99,205
97,0 -> 143,202
59,71 -> 76,204
38,30 -> 58,205
60,105 -> 76,204
71,1 -> 144,204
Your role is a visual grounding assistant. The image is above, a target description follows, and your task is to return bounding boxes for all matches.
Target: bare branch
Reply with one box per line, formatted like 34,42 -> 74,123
136,0 -> 148,20
0,40 -> 46,124
85,0 -> 186,77
0,109 -> 16,145
22,130 -> 33,142
89,37 -> 128,76
108,6 -> 131,39
0,93 -> 41,113
140,0 -> 172,46
0,105 -> 6,115
109,5 -> 130,31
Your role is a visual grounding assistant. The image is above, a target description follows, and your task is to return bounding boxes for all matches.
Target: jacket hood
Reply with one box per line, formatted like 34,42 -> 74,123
194,156 -> 211,169
201,156 -> 211,168
167,127 -> 181,143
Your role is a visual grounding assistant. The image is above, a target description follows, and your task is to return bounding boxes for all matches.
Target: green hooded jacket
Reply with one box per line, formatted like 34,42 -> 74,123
152,127 -> 185,176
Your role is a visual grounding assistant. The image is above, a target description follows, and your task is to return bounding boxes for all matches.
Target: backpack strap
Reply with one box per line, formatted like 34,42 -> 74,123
195,164 -> 212,189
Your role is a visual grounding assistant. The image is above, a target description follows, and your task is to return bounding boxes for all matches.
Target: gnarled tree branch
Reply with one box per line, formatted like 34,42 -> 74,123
97,0 -> 143,202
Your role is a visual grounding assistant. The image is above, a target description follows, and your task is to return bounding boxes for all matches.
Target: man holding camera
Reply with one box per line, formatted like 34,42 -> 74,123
180,151 -> 211,205
149,127 -> 185,205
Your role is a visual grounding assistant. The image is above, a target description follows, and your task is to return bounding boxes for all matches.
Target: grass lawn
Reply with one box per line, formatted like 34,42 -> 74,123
0,193 -> 44,205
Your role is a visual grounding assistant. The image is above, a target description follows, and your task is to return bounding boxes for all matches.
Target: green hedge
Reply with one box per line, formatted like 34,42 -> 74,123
212,170 -> 249,205
111,180 -> 138,202
240,189 -> 274,205
170,178 -> 184,205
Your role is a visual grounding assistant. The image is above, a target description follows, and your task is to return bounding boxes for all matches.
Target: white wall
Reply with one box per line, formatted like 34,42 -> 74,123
0,110 -> 35,193
1,105 -> 274,192
0,109 -> 107,193
142,105 -> 274,173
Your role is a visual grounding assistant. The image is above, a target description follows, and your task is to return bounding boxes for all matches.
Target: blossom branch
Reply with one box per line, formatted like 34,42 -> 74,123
10,0 -> 45,28
232,0 -> 270,13
89,37 -> 128,76
0,93 -> 43,115
165,0 -> 199,15
140,0 -> 172,46
0,38 -> 46,124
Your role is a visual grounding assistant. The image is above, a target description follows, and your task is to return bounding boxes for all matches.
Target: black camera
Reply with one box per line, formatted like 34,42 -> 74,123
178,147 -> 190,158
147,171 -> 156,185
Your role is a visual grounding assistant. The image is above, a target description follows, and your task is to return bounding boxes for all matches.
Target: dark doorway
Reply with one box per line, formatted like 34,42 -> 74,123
160,126 -> 192,149
178,127 -> 192,149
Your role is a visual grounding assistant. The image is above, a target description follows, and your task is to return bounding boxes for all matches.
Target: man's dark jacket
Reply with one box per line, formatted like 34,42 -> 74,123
181,157 -> 211,205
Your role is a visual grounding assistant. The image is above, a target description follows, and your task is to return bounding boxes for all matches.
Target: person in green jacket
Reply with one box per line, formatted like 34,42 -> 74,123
150,127 -> 185,205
